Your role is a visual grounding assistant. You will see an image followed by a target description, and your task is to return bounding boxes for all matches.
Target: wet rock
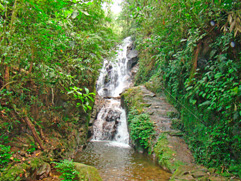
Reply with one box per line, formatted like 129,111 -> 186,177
126,42 -> 138,70
127,51 -> 138,70
191,170 -> 207,178
106,109 -> 121,122
113,73 -> 119,84
106,64 -> 113,72
131,64 -> 139,78
127,49 -> 138,59
102,121 -> 117,140
36,162 -> 51,179
104,74 -> 110,84
103,96 -> 121,99
102,88 -> 109,97
127,42 -> 133,51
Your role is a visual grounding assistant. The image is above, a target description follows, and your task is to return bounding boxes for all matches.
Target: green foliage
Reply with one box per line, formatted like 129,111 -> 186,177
26,142 -> 37,154
67,86 -> 95,112
54,159 -> 79,181
184,59 -> 241,175
0,144 -> 12,170
0,0 -> 118,173
128,111 -> 155,149
0,0 -> 117,114
121,0 -> 241,177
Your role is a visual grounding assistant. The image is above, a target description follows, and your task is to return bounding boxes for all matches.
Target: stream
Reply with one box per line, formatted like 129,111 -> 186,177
74,37 -> 171,180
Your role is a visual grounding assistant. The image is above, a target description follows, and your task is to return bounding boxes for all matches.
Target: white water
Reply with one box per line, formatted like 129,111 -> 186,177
97,37 -> 132,97
92,37 -> 133,146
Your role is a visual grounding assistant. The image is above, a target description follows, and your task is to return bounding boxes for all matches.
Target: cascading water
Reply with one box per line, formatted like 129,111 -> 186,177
92,99 -> 129,144
97,37 -> 133,97
92,37 -> 136,146
74,37 -> 171,181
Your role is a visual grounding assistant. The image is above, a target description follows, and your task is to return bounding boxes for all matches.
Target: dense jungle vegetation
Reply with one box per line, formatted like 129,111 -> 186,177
0,0 -> 117,180
1,0 -> 241,180
120,0 -> 241,177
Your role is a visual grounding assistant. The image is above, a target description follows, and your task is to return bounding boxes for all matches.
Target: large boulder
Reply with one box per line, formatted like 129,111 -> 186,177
127,49 -> 138,70
73,162 -> 102,181
36,162 -> 51,179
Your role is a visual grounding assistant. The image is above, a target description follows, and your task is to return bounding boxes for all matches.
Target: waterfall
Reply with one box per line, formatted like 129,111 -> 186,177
96,37 -> 133,98
92,37 -> 137,146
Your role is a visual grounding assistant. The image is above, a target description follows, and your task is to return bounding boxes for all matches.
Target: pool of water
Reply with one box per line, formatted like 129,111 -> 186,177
74,141 -> 171,181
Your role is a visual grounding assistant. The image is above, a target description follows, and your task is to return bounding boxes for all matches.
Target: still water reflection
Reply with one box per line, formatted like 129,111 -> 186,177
74,141 -> 171,181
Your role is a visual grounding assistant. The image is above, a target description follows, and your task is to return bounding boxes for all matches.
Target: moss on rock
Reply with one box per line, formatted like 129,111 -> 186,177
170,165 -> 233,181
73,162 -> 102,181
154,134 -> 185,172
0,163 -> 27,181
0,157 -> 49,181
122,87 -> 145,112
144,76 -> 163,94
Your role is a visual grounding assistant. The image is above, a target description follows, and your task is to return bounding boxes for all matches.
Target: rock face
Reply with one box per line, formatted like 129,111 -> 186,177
73,162 -> 102,181
127,44 -> 138,70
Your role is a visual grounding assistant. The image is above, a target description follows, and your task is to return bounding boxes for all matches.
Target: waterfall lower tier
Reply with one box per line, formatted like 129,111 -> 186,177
92,37 -> 138,146
92,99 -> 129,145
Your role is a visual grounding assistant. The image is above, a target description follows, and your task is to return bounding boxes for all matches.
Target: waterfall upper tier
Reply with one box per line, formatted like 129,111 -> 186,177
96,37 -> 138,98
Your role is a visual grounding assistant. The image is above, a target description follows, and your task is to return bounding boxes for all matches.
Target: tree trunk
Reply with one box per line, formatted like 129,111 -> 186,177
10,0 -> 18,32
4,65 -> 10,90
29,46 -> 34,74
23,116 -> 45,150
190,42 -> 202,80
13,110 -> 45,150
3,0 -> 18,90
35,120 -> 47,143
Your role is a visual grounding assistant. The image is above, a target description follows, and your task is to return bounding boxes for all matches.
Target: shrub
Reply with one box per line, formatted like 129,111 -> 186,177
0,144 -> 12,170
129,113 -> 155,149
54,160 -> 79,181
